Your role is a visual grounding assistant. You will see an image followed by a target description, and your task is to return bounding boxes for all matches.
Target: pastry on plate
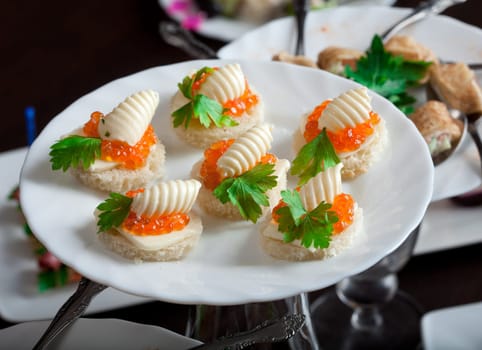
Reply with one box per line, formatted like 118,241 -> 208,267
429,62 -> 482,116
410,100 -> 463,158
192,123 -> 290,223
272,51 -> 318,68
49,89 -> 166,193
170,63 -> 264,148
384,35 -> 438,83
261,130 -> 363,261
96,179 -> 202,262
317,46 -> 364,76
294,87 -> 387,180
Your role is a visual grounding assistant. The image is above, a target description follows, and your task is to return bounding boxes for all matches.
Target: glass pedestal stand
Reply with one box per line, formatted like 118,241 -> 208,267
309,225 -> 424,350
185,293 -> 320,349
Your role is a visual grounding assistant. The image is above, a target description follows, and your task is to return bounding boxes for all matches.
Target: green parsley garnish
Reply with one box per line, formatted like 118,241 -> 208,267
213,163 -> 277,223
345,35 -> 432,115
96,192 -> 133,232
172,66 -> 238,129
291,128 -> 340,186
275,190 -> 338,249
49,135 -> 101,171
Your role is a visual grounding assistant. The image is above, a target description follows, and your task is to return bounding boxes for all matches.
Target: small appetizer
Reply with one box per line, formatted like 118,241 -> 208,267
410,100 -> 463,158
49,90 -> 166,193
294,87 -> 387,180
272,51 -> 318,68
261,129 -> 363,261
317,46 -> 364,75
192,123 -> 290,223
8,186 -> 81,292
430,62 -> 482,116
383,35 -> 438,83
96,179 -> 202,262
170,63 -> 264,149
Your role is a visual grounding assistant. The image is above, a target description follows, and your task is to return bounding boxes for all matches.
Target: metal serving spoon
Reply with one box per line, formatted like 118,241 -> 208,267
380,0 -> 467,42
32,277 -> 107,350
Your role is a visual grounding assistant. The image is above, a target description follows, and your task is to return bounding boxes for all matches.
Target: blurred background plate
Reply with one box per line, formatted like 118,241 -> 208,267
218,5 -> 482,201
0,148 -> 150,322
0,318 -> 201,350
159,0 -> 396,41
421,302 -> 482,350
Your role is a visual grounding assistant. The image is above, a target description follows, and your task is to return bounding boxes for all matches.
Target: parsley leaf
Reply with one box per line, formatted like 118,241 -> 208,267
172,66 -> 238,129
49,135 -> 101,171
291,128 -> 340,186
345,35 -> 431,115
213,163 -> 277,223
193,94 -> 237,128
276,190 -> 338,249
96,192 -> 133,232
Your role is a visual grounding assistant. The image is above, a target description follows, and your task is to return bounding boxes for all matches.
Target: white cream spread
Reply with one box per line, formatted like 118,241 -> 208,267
131,179 -> 201,216
117,214 -> 202,251
217,123 -> 273,178
318,87 -> 372,132
98,89 -> 159,146
197,63 -> 246,103
298,163 -> 343,211
115,179 -> 202,250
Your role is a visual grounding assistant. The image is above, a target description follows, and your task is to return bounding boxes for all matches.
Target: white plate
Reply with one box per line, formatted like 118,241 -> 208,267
414,198 -> 482,255
20,59 -> 433,305
0,318 -> 201,350
0,148 -> 150,322
218,5 -> 482,201
422,302 -> 482,350
159,0 -> 396,41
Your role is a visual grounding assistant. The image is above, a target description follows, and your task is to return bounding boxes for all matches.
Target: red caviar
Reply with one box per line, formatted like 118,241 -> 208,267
191,68 -> 216,94
303,100 -> 380,153
200,139 -> 235,190
199,139 -> 277,190
303,100 -> 331,142
271,193 -> 355,235
125,188 -> 145,198
223,84 -> 259,117
122,211 -> 190,236
331,193 -> 355,234
82,112 -> 157,170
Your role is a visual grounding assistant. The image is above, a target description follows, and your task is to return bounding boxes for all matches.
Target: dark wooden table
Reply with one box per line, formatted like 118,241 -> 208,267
1,0 -> 481,349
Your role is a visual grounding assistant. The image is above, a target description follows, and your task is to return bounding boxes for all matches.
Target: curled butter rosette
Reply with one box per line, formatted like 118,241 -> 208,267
170,63 -> 264,149
192,123 -> 290,223
261,129 -> 363,261
294,87 -> 387,179
96,179 -> 203,262
49,89 -> 166,193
